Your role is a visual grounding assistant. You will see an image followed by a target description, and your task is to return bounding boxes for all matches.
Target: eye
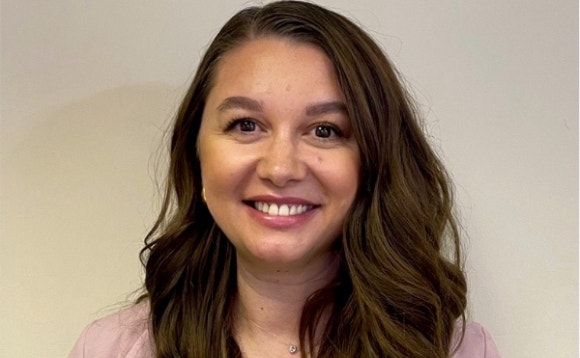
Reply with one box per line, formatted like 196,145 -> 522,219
313,123 -> 342,139
238,119 -> 256,132
226,118 -> 257,133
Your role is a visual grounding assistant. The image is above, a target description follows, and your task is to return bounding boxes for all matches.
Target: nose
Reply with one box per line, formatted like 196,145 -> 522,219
256,135 -> 307,187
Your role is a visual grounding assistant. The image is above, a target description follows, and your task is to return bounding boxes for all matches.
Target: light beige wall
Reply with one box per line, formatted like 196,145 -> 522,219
1,1 -> 577,357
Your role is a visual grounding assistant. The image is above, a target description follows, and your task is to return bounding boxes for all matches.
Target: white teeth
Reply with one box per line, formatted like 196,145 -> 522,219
279,204 -> 289,216
268,203 -> 278,216
253,202 -> 312,216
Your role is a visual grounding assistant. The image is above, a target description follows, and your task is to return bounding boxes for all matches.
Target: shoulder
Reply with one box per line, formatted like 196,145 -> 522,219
68,302 -> 155,358
451,321 -> 501,358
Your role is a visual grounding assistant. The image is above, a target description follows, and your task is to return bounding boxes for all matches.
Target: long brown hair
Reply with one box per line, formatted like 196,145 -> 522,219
140,1 -> 467,357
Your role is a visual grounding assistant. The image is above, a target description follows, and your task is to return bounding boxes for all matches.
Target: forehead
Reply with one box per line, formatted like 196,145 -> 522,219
208,37 -> 343,101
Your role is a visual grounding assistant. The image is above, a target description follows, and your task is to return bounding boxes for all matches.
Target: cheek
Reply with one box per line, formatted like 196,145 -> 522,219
342,156 -> 360,205
199,138 -> 255,194
340,161 -> 360,203
198,136 -> 228,192
315,150 -> 360,199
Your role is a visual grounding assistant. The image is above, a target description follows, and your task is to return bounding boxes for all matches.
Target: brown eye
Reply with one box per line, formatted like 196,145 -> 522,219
314,124 -> 341,138
238,120 -> 256,132
225,118 -> 258,133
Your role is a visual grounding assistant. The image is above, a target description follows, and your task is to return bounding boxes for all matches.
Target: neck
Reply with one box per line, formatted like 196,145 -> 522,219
234,252 -> 339,356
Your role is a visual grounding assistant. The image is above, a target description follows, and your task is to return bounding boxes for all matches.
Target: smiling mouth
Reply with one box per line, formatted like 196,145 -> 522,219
252,202 -> 315,216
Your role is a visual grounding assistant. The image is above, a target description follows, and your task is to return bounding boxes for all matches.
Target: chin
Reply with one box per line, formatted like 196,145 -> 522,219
251,248 -> 306,266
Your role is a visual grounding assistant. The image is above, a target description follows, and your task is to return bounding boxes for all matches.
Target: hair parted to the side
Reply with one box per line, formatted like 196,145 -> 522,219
139,1 -> 467,357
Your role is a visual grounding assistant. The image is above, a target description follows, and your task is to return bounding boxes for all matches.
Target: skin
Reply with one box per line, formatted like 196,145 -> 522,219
197,37 -> 360,356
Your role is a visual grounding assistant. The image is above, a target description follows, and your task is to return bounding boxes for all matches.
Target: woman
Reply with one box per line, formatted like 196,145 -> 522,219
70,1 -> 500,357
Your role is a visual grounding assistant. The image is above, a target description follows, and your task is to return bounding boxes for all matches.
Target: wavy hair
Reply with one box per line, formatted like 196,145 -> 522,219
140,1 -> 467,357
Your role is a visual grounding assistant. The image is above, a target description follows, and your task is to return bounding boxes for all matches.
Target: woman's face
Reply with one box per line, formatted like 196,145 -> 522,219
198,37 -> 360,269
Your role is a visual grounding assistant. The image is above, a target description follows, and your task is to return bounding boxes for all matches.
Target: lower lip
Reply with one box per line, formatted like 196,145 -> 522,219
246,204 -> 318,229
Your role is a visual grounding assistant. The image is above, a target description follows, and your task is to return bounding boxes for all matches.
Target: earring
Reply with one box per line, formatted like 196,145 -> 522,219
201,187 -> 207,202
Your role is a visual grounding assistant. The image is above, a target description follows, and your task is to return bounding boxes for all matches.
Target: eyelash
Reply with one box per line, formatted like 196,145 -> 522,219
312,122 -> 344,139
223,118 -> 344,140
224,117 -> 258,133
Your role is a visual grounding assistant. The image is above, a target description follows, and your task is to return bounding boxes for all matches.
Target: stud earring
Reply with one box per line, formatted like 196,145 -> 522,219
201,187 -> 207,202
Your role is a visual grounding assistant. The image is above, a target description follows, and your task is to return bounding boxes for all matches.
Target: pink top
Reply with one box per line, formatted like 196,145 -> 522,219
69,302 -> 500,358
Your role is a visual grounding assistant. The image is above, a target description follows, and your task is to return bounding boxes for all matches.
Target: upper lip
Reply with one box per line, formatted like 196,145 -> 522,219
244,195 -> 318,206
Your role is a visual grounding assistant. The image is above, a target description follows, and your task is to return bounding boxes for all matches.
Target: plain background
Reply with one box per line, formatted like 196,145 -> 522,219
1,1 -> 577,357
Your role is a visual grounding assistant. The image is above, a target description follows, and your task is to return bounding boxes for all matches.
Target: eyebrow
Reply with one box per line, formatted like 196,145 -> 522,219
216,96 -> 347,116
217,96 -> 263,112
305,101 -> 347,117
